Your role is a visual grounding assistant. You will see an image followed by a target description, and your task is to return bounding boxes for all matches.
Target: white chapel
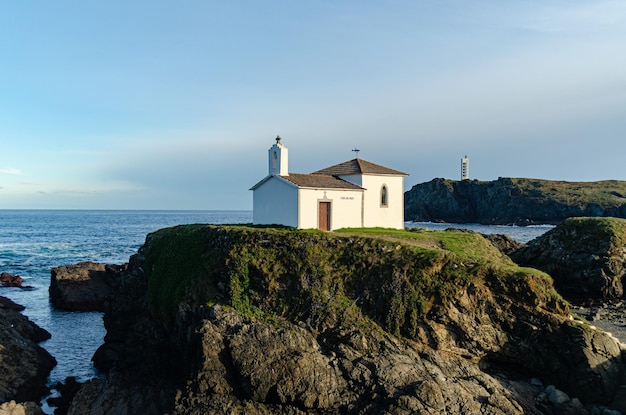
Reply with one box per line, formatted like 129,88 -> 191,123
250,136 -> 408,231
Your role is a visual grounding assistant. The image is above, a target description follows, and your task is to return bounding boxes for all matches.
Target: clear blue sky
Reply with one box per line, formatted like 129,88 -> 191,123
1,1 -> 625,210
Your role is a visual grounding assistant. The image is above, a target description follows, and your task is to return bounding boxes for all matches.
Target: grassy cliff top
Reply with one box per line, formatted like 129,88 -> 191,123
445,177 -> 626,206
534,216 -> 626,253
557,216 -> 626,238
140,225 -> 565,338
336,227 -> 514,264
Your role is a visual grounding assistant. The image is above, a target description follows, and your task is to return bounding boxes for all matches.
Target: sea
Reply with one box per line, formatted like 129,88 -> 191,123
405,221 -> 554,244
0,210 -> 553,411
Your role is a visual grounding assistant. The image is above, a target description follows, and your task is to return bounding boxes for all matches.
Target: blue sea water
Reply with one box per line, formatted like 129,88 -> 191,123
406,221 -> 554,244
0,210 -> 550,410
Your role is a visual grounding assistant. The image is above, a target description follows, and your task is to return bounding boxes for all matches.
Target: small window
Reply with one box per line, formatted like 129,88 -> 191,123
273,151 -> 277,169
381,185 -> 388,207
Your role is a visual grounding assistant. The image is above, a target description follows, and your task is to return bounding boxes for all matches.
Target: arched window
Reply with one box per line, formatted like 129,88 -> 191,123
273,151 -> 277,170
381,185 -> 388,207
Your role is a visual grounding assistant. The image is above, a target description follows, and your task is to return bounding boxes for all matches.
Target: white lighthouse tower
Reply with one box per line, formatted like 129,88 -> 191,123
461,155 -> 469,180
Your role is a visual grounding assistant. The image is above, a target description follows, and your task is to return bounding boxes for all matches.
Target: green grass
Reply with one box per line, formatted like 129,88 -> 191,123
501,178 -> 626,206
436,177 -> 626,206
336,227 -> 514,265
558,216 -> 626,237
538,217 -> 626,266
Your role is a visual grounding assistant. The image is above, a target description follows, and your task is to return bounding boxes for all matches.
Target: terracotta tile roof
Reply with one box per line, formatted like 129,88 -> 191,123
313,158 -> 408,176
251,158 -> 406,191
281,173 -> 364,190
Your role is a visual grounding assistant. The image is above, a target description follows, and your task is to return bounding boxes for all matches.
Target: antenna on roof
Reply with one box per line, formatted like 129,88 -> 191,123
352,148 -> 360,158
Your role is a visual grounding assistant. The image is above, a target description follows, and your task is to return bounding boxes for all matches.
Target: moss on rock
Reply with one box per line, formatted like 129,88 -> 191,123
512,217 -> 626,302
142,225 -> 568,338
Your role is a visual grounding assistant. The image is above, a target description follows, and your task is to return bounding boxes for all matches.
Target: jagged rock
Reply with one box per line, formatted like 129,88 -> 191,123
171,305 -> 541,415
404,178 -> 626,225
77,253 -> 180,414
0,296 -> 25,312
46,377 -> 83,415
49,262 -> 125,311
511,217 -> 626,302
484,233 -> 525,256
0,297 -> 56,405
67,225 -> 626,414
0,273 -> 31,289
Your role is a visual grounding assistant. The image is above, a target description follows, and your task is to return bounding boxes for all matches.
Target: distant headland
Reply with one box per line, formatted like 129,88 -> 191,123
404,177 -> 626,225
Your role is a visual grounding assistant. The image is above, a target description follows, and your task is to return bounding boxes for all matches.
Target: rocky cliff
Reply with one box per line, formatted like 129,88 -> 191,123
405,178 -> 626,225
512,217 -> 626,303
68,225 -> 626,414
49,262 -> 124,311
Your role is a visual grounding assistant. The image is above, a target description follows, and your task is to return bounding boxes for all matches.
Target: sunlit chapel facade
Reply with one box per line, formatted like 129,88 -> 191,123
250,136 -> 408,231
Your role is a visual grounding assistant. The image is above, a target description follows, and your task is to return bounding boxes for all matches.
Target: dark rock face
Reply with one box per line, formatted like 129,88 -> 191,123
0,296 -> 26,312
72,253 -> 180,415
404,178 -> 626,225
49,262 -> 125,311
484,233 -> 524,257
67,226 -> 626,414
172,305 -> 541,414
171,304 -> 625,415
0,296 -> 56,406
511,217 -> 626,303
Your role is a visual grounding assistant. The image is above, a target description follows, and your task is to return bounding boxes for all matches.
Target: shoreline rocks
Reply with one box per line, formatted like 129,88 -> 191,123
0,296 -> 26,312
49,262 -> 125,311
1,272 -> 32,289
0,296 -> 56,412
46,377 -> 84,415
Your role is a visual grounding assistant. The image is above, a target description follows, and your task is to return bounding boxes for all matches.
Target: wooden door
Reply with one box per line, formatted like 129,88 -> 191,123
318,202 -> 331,231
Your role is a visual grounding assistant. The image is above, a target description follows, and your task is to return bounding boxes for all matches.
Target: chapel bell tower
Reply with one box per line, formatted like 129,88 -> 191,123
268,135 -> 289,176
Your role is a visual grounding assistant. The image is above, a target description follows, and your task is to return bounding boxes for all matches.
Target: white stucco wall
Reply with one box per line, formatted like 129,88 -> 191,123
360,175 -> 405,229
268,142 -> 288,176
252,177 -> 298,227
297,188 -> 364,231
253,172 -> 404,230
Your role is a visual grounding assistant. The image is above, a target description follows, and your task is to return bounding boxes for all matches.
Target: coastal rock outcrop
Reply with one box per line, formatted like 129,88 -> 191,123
511,217 -> 626,303
404,177 -> 626,225
49,262 -> 124,311
0,272 -> 31,289
172,305 -> 535,414
0,296 -> 56,409
68,225 -> 626,414
46,377 -> 83,415
171,304 -> 624,415
483,233 -> 524,256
